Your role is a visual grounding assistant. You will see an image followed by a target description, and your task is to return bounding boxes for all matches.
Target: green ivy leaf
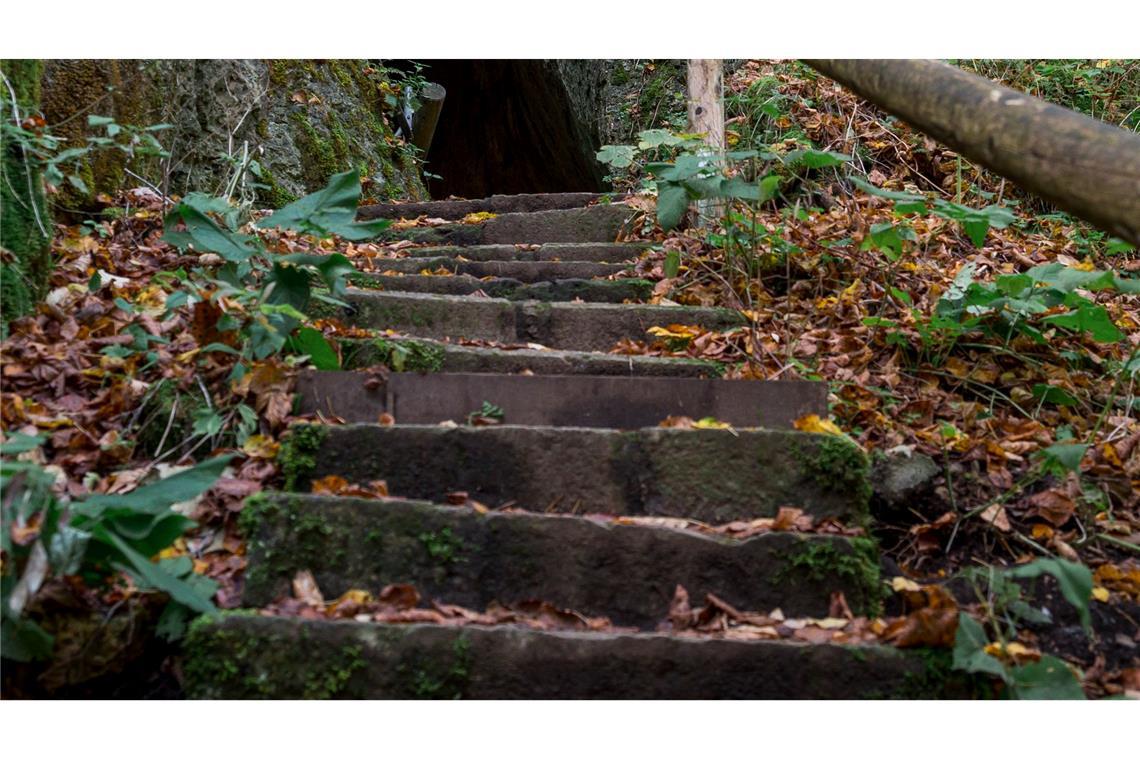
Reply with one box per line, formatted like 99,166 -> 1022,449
1006,558 -> 1093,632
1010,655 -> 1085,699
291,327 -> 340,370
952,613 -> 1010,682
656,183 -> 689,231
596,145 -> 636,169
257,170 -> 390,241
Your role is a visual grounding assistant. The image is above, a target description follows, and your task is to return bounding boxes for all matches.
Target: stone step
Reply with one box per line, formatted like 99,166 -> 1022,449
379,205 -> 635,245
296,371 -> 825,429
348,274 -> 652,303
337,291 -> 745,352
241,493 -> 880,621
184,616 -> 948,699
358,258 -> 631,282
289,424 -> 870,522
399,243 -> 647,263
339,338 -> 723,378
358,192 -> 629,221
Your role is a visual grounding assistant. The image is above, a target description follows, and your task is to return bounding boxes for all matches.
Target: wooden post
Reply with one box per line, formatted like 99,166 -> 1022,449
687,59 -> 725,228
411,82 -> 445,156
803,59 -> 1140,246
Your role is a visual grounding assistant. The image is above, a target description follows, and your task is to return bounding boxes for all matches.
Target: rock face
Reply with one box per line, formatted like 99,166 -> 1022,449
39,60 -> 427,209
415,60 -> 612,198
871,451 -> 942,515
0,60 -> 51,324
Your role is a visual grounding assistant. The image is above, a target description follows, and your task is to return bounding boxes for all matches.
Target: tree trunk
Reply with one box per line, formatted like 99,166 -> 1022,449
803,59 -> 1140,246
1,60 -> 51,326
687,59 -> 724,228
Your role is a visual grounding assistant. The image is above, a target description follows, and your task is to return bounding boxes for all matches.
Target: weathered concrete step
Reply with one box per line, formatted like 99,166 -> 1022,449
379,205 -> 635,245
339,338 -> 723,378
358,192 -> 628,221
294,424 -> 870,522
400,243 -> 647,263
185,617 -> 947,699
348,273 -> 652,303
241,493 -> 880,621
359,257 -> 630,282
339,291 -> 745,351
296,371 -> 825,429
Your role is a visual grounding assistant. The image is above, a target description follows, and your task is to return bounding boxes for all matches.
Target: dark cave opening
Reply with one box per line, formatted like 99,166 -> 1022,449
408,60 -> 607,199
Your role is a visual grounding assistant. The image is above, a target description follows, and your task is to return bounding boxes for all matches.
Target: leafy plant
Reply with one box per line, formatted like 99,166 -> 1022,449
161,170 -> 384,375
1,433 -> 229,660
852,177 -> 1016,248
952,558 -> 1093,699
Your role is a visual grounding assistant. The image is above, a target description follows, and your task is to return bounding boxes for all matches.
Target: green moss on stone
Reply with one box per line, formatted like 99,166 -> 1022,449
1,60 -> 51,324
277,424 -> 328,491
793,435 -> 872,512
778,536 -> 882,617
418,527 -> 463,565
405,636 -> 472,699
183,616 -> 367,699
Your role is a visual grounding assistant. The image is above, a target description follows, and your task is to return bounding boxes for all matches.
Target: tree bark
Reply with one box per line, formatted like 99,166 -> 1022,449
803,59 -> 1140,246
1,59 -> 51,325
687,59 -> 725,228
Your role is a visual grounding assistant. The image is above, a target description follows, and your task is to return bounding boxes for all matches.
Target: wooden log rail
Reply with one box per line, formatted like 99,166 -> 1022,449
804,59 -> 1140,246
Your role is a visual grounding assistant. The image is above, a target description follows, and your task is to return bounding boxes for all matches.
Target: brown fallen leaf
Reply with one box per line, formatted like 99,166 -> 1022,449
1027,489 -> 1076,527
378,583 -> 420,610
979,502 -> 1011,532
292,570 -> 324,607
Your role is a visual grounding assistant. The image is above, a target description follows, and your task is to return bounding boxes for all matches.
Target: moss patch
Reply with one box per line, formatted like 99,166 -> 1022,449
277,424 -> 328,491
238,492 -> 352,604
402,636 -> 472,699
778,536 -> 882,617
793,435 -> 872,513
183,616 -> 366,699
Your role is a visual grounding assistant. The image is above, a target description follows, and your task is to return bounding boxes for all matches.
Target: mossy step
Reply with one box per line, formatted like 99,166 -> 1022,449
356,258 -> 630,282
336,291 -> 745,352
184,616 -> 953,699
398,243 -> 647,263
285,423 -> 871,522
358,192 -> 628,220
295,371 -> 825,429
241,493 -> 881,621
340,337 -> 723,378
378,205 -> 635,245
348,273 -> 652,303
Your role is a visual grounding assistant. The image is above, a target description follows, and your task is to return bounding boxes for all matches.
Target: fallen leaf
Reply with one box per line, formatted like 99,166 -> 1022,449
793,414 -> 845,436
292,570 -> 324,607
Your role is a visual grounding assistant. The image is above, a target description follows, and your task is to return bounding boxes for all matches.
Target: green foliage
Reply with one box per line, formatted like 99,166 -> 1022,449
256,170 -> 391,240
952,558 -> 1093,699
277,425 -> 329,492
418,527 -> 462,565
162,170 -> 375,371
852,177 -> 1016,248
466,401 -> 505,425
365,338 -> 446,373
1,436 -> 226,660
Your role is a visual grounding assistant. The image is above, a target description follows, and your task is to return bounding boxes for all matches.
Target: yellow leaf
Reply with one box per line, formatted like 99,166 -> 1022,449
693,417 -> 731,430
462,211 -> 497,224
242,434 -> 280,460
647,324 -> 702,340
326,588 -> 373,614
793,414 -> 845,436
1095,59 -> 1112,68
891,576 -> 922,593
1073,259 -> 1096,272
1092,586 -> 1110,602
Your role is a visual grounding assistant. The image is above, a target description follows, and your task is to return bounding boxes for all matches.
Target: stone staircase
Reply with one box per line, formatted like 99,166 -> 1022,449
184,194 -> 945,698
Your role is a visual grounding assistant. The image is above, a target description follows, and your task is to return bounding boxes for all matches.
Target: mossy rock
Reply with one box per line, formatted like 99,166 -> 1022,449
37,60 -> 428,210
1,60 -> 51,324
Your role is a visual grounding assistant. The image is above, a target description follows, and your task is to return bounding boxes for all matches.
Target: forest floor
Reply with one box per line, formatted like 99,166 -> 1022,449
2,59 -> 1138,698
